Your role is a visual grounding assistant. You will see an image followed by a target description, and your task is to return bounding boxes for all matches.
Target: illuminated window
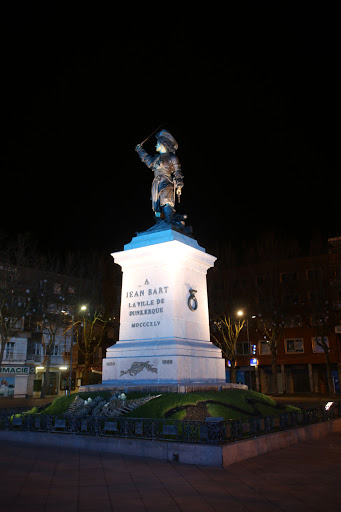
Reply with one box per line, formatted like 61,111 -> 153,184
312,337 -> 329,353
259,340 -> 271,355
46,345 -> 59,356
285,338 -> 304,353
5,342 -> 15,359
33,343 -> 42,355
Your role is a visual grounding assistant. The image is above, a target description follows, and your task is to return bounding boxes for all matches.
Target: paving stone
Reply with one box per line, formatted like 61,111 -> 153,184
1,433 -> 341,511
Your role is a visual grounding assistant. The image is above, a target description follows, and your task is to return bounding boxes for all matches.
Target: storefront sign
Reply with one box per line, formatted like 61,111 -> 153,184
0,366 -> 35,375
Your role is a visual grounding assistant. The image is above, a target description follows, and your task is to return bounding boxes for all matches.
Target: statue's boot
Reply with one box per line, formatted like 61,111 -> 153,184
162,205 -> 175,224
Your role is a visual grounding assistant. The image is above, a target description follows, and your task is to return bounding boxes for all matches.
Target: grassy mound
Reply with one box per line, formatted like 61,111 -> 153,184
32,389 -> 299,421
123,389 -> 299,420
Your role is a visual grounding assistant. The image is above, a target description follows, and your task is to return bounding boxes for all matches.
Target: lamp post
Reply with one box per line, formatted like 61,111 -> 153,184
237,310 -> 252,390
62,304 -> 87,394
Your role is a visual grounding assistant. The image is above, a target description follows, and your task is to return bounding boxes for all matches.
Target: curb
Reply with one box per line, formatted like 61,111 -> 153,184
1,418 -> 341,468
222,417 -> 341,467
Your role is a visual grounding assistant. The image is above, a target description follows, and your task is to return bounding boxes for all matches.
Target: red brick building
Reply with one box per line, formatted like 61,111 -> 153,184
208,237 -> 341,394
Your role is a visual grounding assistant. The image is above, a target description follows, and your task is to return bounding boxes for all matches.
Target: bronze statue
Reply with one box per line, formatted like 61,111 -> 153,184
135,130 -> 184,225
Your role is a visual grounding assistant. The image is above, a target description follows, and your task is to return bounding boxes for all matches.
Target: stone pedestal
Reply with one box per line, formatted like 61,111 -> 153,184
102,228 -> 226,388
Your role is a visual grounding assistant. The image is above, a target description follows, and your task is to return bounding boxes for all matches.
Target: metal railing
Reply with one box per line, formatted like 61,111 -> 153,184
1,405 -> 340,445
2,354 -> 27,362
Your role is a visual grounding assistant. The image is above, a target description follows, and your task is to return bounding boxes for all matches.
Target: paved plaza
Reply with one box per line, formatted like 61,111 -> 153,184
1,431 -> 341,511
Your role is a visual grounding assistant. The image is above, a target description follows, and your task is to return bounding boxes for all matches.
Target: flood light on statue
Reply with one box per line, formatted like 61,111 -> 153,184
79,128 -> 239,393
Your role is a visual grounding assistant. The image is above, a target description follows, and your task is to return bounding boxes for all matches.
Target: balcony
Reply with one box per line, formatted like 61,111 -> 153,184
3,353 -> 27,363
25,353 -> 44,363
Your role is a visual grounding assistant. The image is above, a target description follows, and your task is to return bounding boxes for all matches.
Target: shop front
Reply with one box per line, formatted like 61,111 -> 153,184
0,365 -> 35,398
33,367 -> 75,397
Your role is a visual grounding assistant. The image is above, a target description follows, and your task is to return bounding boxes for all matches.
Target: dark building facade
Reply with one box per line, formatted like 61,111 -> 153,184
207,237 -> 341,394
0,259 -> 120,398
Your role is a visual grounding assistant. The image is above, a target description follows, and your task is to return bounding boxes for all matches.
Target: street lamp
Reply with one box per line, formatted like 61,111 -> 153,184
236,309 -> 252,390
62,304 -> 87,394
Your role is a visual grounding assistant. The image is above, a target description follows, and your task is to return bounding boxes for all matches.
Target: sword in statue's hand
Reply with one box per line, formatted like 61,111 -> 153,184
138,123 -> 165,147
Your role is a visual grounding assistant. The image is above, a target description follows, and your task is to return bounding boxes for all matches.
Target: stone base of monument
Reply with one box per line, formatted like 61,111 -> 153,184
81,336 -> 235,394
101,337 -> 226,385
93,226 -> 232,394
79,382 -> 247,394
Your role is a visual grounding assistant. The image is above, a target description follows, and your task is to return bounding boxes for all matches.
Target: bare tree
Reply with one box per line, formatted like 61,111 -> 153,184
74,307 -> 109,385
37,298 -> 69,398
67,250 -> 116,386
32,262 -> 81,397
260,314 -> 285,395
0,264 -> 31,368
310,313 -> 335,394
211,315 -> 245,383
245,234 -> 294,394
307,258 -> 335,394
0,234 -> 34,368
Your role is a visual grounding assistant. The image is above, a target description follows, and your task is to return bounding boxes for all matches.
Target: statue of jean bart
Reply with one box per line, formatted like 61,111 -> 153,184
135,130 -> 186,228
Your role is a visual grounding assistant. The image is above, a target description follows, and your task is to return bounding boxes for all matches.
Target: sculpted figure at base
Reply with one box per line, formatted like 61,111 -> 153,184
135,130 -> 184,225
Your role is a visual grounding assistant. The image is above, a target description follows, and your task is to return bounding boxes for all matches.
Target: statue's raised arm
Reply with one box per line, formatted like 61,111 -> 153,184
135,130 -> 184,225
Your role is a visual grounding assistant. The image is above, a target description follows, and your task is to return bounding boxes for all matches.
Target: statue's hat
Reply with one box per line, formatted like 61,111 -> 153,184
156,130 -> 178,151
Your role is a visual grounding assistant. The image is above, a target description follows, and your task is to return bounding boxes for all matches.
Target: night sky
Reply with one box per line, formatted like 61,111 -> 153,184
2,5 -> 339,256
